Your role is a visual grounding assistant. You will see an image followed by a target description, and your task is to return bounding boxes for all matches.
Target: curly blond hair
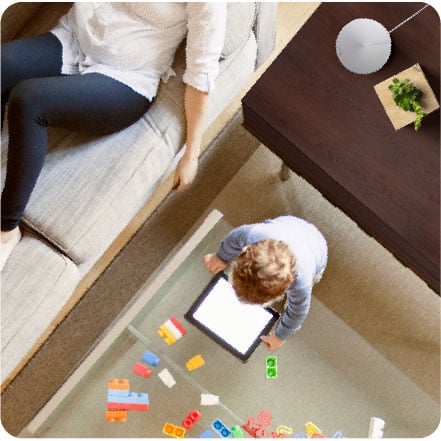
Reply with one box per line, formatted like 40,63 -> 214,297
231,239 -> 296,305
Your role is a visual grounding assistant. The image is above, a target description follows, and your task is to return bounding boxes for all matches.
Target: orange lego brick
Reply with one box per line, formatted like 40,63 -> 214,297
108,378 -> 130,390
105,410 -> 128,422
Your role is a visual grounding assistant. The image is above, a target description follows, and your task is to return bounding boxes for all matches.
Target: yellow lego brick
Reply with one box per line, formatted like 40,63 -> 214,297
186,354 -> 205,371
158,325 -> 177,345
305,421 -> 321,438
276,425 -> 293,436
162,422 -> 186,438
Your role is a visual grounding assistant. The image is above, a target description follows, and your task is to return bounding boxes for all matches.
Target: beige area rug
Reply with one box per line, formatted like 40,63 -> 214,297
31,144 -> 440,439
204,144 -> 440,404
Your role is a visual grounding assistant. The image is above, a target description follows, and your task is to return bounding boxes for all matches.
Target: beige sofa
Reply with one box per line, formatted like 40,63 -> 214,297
1,2 -> 277,389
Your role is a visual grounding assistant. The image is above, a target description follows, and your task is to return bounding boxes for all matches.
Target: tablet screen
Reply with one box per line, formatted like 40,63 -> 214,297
185,273 -> 279,362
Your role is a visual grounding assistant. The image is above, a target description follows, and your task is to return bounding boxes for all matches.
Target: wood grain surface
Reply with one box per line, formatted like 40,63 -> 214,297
243,3 -> 440,292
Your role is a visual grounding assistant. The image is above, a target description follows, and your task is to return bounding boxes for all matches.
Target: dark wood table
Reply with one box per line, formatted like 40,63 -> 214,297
242,3 -> 440,292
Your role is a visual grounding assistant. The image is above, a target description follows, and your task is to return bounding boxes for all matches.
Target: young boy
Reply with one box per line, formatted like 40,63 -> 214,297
204,216 -> 327,350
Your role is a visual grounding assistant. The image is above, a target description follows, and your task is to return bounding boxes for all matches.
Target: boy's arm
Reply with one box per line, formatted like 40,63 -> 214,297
204,224 -> 254,273
216,225 -> 254,263
274,285 -> 312,340
262,286 -> 311,350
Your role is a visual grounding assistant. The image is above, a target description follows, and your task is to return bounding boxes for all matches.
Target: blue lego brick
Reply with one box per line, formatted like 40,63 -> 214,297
332,431 -> 344,438
211,419 -> 232,438
107,388 -> 130,398
107,392 -> 149,405
292,434 -> 308,438
199,429 -> 215,438
142,350 -> 161,366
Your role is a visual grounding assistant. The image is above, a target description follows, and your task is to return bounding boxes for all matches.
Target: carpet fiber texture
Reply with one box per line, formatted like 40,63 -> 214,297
2,112 -> 440,438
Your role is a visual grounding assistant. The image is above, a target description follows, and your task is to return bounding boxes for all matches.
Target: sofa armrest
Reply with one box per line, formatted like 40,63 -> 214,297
254,2 -> 278,68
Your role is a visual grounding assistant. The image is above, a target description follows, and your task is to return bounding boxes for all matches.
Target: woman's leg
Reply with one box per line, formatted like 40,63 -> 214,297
1,33 -> 63,269
1,33 -> 63,128
1,72 -> 151,232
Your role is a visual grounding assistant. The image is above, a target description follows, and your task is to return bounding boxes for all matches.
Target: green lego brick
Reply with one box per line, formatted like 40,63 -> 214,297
266,367 -> 277,378
266,356 -> 277,368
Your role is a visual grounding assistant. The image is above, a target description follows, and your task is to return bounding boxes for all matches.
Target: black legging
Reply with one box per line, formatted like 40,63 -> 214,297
1,33 -> 152,231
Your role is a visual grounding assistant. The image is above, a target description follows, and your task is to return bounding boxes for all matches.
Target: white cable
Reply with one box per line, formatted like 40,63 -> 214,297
389,5 -> 429,33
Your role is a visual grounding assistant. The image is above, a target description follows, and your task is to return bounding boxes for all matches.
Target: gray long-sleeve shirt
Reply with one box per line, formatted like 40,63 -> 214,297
216,216 -> 328,340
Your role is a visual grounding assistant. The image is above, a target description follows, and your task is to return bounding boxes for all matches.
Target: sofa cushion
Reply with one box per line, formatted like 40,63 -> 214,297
17,34 -> 257,269
221,2 -> 256,59
1,232 -> 80,382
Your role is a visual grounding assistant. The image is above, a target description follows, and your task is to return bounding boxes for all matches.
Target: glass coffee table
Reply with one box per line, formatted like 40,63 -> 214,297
23,210 -> 439,438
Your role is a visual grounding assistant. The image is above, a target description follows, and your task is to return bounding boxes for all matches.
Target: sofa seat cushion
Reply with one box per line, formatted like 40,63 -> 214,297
17,34 -> 257,270
1,232 -> 80,382
22,118 -> 176,267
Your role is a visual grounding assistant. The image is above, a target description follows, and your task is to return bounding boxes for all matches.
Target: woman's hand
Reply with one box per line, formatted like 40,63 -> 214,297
203,253 -> 227,273
173,155 -> 198,192
260,331 -> 286,350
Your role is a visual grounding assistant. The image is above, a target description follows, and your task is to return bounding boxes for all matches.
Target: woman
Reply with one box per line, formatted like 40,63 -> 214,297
1,2 -> 226,269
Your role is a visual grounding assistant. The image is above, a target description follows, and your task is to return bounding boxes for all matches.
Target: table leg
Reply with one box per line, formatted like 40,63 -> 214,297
279,162 -> 292,181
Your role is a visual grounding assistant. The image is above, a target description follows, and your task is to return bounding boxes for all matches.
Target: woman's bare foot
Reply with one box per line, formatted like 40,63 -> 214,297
1,227 -> 21,271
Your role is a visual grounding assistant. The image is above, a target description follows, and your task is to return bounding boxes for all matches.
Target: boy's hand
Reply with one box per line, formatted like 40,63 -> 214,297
260,331 -> 285,350
203,253 -> 227,273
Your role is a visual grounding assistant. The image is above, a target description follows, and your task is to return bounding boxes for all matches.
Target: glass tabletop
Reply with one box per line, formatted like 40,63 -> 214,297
26,210 -> 439,438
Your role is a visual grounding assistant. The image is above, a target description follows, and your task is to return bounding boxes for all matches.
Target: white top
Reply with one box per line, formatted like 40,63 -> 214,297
51,2 -> 227,100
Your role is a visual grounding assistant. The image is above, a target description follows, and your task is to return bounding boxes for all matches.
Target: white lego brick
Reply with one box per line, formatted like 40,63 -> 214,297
200,393 -> 219,406
158,368 -> 176,388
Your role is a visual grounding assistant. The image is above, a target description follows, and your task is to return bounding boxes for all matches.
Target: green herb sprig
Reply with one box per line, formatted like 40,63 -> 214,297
388,78 -> 426,131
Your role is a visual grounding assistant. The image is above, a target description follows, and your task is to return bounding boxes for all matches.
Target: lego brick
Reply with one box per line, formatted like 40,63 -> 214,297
276,425 -> 293,436
133,362 -> 152,378
107,391 -> 149,405
186,354 -> 205,371
158,368 -> 176,388
107,391 -> 149,411
266,367 -> 278,378
266,356 -> 277,367
305,422 -> 321,438
108,378 -> 130,390
105,410 -> 128,422
331,431 -> 344,438
201,393 -> 219,406
293,434 -> 308,438
107,402 -> 149,411
212,419 -> 232,438
162,422 -> 186,438
368,417 -> 385,438
182,409 -> 202,429
169,316 -> 187,335
107,388 -> 130,398
266,356 -> 278,378
141,350 -> 161,366
158,316 -> 187,345
158,324 -> 178,345
199,429 -> 216,438
231,425 -> 244,438
257,411 -> 272,427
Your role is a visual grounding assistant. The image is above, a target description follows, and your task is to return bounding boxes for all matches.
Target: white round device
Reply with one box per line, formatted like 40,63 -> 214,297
336,18 -> 392,75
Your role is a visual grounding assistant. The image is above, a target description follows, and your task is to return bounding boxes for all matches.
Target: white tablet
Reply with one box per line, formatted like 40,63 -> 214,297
185,272 -> 279,362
